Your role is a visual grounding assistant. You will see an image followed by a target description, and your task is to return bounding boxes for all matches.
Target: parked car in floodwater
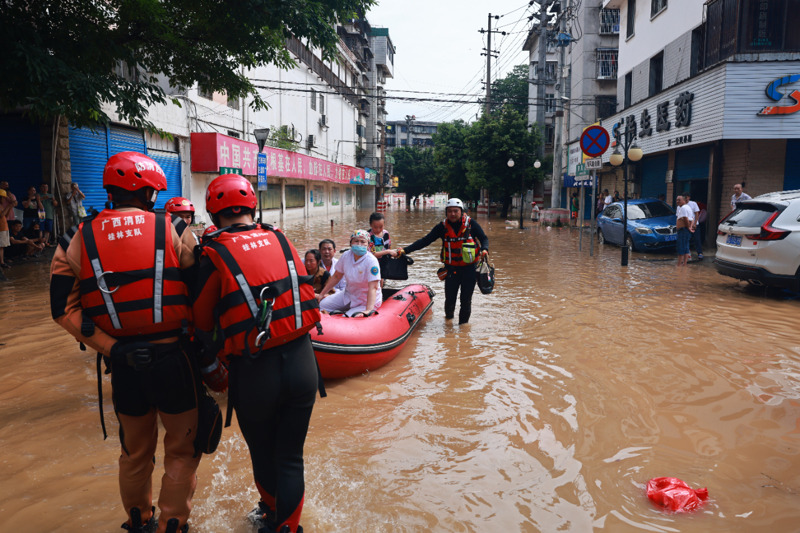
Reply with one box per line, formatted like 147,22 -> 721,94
715,190 -> 800,291
597,198 -> 677,252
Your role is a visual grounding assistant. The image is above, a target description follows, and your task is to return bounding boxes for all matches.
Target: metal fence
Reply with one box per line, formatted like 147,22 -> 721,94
599,9 -> 621,34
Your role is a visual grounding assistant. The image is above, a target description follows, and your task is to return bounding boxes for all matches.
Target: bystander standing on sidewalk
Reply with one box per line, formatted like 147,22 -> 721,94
604,189 -> 613,210
64,182 -> 85,227
38,183 -> 57,246
0,188 -> 11,269
683,191 -> 703,261
730,183 -> 751,211
1,181 -> 17,223
675,195 -> 694,267
21,186 -> 42,230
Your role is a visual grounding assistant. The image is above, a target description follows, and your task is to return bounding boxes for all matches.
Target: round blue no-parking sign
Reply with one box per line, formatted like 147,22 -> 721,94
580,126 -> 610,158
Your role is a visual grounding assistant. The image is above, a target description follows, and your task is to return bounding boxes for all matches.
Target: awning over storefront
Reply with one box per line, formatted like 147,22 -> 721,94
191,132 -> 365,185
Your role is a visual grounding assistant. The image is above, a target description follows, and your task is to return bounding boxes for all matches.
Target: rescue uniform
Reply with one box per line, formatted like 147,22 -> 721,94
192,223 -> 321,533
403,215 -> 489,324
50,207 -> 200,532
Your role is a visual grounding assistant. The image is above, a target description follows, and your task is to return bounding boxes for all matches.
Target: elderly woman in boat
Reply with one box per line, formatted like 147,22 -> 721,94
317,229 -> 393,317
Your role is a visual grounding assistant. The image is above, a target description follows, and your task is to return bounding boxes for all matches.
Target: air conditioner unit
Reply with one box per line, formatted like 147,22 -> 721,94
319,115 -> 328,127
307,135 -> 315,149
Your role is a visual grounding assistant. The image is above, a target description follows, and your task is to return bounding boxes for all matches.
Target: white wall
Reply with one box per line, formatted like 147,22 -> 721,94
616,0 -> 704,80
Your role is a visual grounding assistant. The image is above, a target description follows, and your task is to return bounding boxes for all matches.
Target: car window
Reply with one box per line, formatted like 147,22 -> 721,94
723,203 -> 779,227
634,201 -> 674,219
605,206 -> 620,219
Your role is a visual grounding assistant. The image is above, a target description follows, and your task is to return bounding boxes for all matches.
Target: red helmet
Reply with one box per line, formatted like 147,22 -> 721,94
165,197 -> 195,214
103,152 -> 167,192
203,225 -> 218,236
206,174 -> 257,214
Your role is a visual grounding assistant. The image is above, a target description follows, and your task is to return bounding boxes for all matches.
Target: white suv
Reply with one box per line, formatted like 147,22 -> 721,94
715,190 -> 800,290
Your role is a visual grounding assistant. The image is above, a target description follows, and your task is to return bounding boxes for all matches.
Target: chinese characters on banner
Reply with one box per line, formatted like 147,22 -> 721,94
191,133 -> 366,185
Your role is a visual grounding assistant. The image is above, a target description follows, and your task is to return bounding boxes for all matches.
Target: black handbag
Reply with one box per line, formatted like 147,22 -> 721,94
378,254 -> 414,280
477,256 -> 495,295
194,387 -> 223,456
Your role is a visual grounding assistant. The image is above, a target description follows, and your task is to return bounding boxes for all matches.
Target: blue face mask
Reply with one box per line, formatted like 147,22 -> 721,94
351,245 -> 368,256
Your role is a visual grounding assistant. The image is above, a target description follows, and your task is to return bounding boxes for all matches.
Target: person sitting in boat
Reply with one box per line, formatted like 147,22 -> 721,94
304,248 -> 332,295
317,230 -> 382,317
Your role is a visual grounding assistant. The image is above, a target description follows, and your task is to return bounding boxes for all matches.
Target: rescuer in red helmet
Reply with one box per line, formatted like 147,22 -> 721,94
49,152 -> 223,533
165,197 -> 200,247
192,174 -> 323,533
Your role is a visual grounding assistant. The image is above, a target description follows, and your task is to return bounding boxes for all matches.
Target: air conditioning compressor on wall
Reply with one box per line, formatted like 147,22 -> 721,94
319,114 -> 328,127
307,135 -> 315,149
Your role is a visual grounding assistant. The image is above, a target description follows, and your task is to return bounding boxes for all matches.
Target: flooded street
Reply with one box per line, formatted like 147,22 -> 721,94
2,208 -> 800,532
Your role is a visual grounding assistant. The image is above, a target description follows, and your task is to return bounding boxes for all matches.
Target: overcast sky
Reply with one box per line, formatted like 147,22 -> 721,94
366,0 -> 534,124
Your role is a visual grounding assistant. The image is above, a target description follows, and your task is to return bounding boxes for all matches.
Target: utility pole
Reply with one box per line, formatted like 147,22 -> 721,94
536,0 -> 549,167
379,128 -> 386,201
552,0 -> 568,209
479,15 -> 502,116
405,114 -> 414,147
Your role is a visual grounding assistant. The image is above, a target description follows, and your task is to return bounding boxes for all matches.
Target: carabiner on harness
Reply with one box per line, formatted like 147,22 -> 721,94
254,286 -> 276,349
96,271 -> 120,294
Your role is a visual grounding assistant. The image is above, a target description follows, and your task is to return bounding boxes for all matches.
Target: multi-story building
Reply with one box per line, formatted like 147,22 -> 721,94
595,0 -> 800,243
384,120 -> 439,151
5,25 -> 390,230
523,28 -> 559,152
366,27 -> 395,189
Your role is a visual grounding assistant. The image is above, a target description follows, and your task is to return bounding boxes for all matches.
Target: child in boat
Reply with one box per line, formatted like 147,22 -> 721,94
317,230 -> 382,317
367,212 -> 397,260
304,249 -> 332,295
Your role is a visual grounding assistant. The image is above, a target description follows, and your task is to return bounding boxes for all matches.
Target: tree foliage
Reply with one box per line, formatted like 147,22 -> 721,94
392,108 -> 546,217
489,64 -> 530,116
392,147 -> 439,200
0,0 -> 374,132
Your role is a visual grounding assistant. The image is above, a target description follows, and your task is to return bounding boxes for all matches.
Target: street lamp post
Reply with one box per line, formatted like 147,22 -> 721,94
509,156 -> 542,229
609,130 -> 644,266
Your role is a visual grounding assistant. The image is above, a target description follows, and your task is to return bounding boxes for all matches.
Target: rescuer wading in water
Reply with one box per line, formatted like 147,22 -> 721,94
49,152 -> 216,533
397,198 -> 489,324
192,174 -> 323,533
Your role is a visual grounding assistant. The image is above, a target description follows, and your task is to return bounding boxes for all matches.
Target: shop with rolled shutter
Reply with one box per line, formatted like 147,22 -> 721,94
673,145 -> 711,204
68,124 -> 182,212
640,155 -> 669,200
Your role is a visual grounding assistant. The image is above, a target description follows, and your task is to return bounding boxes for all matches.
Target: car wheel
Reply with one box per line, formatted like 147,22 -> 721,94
625,234 -> 637,252
597,229 -> 606,245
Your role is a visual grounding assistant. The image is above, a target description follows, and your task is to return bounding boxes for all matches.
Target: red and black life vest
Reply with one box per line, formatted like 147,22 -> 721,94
440,215 -> 480,267
78,209 -> 192,342
202,224 -> 320,356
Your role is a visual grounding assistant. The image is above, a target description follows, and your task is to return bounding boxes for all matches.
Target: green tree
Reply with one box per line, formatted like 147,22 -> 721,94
0,0 -> 373,133
432,120 -> 477,201
393,147 -> 439,200
464,107 -> 544,218
489,64 -> 529,116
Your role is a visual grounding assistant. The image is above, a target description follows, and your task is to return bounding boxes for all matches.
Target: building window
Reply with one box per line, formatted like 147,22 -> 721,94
386,137 -> 396,146
401,139 -> 407,146
545,61 -> 558,81
596,96 -> 617,121
596,49 -> 619,79
624,72 -> 633,108
545,125 -> 555,144
311,88 -> 316,110
285,185 -> 306,208
649,52 -> 664,96
227,95 -> 239,110
261,188 -> 281,210
319,95 -> 325,115
690,25 -> 705,76
600,9 -> 621,34
627,0 -> 636,38
198,86 -> 212,100
400,125 -> 407,133
356,124 -> 366,138
651,0 -> 667,17
545,93 -> 555,113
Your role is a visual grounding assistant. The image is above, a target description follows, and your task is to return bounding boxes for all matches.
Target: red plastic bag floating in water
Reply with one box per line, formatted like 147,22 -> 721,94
646,477 -> 709,512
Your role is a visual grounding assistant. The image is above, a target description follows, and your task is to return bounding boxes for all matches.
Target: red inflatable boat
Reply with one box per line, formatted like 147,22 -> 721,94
311,284 -> 435,379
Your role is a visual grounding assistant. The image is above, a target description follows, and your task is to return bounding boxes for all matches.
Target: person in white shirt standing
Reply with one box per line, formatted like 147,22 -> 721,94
603,189 -> 613,211
730,183 -> 752,211
317,230 -> 382,316
319,238 -> 346,292
683,191 -> 703,260
675,195 -> 694,267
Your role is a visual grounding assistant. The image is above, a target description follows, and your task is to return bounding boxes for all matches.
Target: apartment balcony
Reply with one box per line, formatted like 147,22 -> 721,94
359,101 -> 370,117
596,48 -> 619,80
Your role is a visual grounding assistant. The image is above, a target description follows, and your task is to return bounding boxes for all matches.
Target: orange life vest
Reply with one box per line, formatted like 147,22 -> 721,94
440,215 -> 480,266
78,209 -> 192,342
202,224 -> 320,356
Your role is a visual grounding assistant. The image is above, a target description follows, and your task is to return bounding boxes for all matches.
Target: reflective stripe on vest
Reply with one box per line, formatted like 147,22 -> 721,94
81,217 -> 123,330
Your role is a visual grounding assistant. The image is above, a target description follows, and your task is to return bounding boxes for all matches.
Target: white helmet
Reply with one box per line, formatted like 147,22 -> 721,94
446,198 -> 464,211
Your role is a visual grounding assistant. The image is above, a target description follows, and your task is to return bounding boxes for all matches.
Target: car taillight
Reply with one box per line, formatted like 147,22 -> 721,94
744,211 -> 790,241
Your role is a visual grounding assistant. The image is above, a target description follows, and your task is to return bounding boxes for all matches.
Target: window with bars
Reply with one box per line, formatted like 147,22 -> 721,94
227,95 -> 239,110
545,61 -> 558,82
596,49 -> 619,79
311,88 -> 316,110
545,93 -> 556,113
651,0 -> 667,17
599,9 -> 620,34
595,96 -> 617,120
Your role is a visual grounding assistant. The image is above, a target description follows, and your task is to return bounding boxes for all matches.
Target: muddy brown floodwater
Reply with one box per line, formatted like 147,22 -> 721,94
2,208 -> 800,532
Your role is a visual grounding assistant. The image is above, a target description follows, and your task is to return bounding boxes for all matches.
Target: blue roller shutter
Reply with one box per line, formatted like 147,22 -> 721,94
784,139 -> 800,191
640,155 -> 668,199
148,150 -> 182,209
109,125 -> 145,156
560,186 -> 567,209
674,146 -> 710,181
69,126 -> 109,213
0,115 -> 42,201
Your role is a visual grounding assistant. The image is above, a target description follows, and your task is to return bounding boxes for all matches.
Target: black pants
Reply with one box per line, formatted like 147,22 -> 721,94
232,334 -> 318,531
444,263 -> 477,324
689,222 -> 704,255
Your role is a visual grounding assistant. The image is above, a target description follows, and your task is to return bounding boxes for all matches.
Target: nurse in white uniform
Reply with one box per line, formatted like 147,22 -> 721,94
317,230 -> 383,317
